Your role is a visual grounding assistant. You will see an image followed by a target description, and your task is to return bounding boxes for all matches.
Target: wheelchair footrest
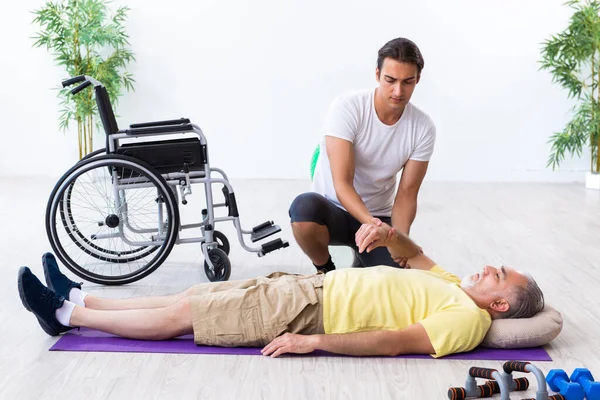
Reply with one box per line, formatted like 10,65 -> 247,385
258,239 -> 289,257
251,221 -> 281,242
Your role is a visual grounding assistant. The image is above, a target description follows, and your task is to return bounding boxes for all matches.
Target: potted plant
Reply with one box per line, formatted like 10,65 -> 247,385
540,0 -> 600,189
32,0 -> 135,159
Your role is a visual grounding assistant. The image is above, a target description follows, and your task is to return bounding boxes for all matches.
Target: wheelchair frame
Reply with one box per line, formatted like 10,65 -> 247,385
45,75 -> 289,285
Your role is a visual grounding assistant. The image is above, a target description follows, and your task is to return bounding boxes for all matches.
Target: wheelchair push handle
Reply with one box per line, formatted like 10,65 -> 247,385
62,75 -> 86,88
70,80 -> 93,95
62,75 -> 101,95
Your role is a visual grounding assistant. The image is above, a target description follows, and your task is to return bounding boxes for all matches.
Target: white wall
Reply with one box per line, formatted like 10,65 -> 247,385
0,0 -> 587,181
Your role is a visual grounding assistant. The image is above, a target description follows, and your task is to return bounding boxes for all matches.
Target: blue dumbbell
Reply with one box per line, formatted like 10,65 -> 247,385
570,368 -> 600,400
546,369 -> 585,400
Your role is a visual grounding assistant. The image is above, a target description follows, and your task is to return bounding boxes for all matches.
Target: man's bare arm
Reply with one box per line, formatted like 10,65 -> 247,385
326,136 -> 374,224
314,323 -> 435,356
391,160 -> 429,235
261,323 -> 435,357
355,223 -> 437,271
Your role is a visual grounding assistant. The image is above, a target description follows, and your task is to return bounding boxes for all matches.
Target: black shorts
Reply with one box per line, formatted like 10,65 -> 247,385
288,192 -> 399,268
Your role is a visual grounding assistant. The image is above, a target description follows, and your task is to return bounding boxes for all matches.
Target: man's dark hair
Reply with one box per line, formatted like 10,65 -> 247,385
377,38 -> 424,75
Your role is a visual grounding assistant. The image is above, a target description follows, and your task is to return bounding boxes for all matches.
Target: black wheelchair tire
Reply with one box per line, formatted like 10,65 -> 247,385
203,248 -> 231,282
46,154 -> 180,285
213,230 -> 230,255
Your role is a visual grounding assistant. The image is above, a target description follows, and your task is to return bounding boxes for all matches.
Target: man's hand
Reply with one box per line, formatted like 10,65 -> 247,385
261,333 -> 318,358
392,255 -> 409,267
370,217 -> 383,227
356,222 -> 423,267
392,244 -> 424,268
355,221 -> 396,253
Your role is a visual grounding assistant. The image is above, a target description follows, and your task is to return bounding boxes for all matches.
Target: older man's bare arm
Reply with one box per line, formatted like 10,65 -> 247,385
355,223 -> 436,271
261,323 -> 435,358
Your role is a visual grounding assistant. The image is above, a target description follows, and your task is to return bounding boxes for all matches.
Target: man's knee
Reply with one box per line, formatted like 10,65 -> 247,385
289,192 -> 329,224
170,297 -> 193,328
291,221 -> 325,243
179,286 -> 198,299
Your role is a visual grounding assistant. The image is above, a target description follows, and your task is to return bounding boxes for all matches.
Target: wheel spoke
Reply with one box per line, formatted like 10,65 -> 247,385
46,156 -> 179,285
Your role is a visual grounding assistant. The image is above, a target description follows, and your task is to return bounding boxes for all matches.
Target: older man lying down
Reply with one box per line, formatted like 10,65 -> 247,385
18,221 -> 544,358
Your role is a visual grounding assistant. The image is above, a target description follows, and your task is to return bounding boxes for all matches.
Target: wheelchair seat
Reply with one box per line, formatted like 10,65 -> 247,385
116,137 -> 207,175
95,85 -> 205,175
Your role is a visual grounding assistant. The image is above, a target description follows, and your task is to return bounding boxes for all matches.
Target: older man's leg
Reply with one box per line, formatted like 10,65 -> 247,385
19,266 -> 193,340
83,287 -> 197,311
69,297 -> 193,340
82,276 -> 263,310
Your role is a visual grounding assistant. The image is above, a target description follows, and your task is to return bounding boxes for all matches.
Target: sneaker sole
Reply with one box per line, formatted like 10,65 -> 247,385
17,268 -> 32,312
17,268 -> 60,336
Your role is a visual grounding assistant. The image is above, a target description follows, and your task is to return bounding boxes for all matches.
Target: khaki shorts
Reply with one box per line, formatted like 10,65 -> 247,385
190,272 -> 325,347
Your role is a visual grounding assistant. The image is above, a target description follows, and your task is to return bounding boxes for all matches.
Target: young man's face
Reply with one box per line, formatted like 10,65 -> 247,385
375,58 -> 420,111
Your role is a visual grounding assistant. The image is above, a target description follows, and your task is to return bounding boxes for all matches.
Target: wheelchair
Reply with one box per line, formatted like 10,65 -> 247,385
45,75 -> 289,285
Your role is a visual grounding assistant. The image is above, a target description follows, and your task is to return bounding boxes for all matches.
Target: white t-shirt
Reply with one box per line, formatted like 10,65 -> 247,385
311,89 -> 436,217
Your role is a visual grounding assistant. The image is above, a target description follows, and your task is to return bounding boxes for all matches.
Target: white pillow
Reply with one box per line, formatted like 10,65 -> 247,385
481,305 -> 563,348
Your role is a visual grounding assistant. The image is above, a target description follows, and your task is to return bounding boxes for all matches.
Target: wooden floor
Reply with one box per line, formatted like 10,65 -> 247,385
0,177 -> 598,399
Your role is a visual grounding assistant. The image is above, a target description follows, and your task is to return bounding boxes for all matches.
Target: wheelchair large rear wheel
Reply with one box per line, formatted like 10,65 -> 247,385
46,155 -> 180,285
79,148 -> 106,162
60,181 -> 160,262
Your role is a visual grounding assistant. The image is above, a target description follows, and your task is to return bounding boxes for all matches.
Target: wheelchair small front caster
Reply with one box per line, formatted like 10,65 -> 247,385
203,248 -> 231,282
213,231 -> 230,255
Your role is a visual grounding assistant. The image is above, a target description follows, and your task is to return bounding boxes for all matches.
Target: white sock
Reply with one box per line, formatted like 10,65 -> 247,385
55,300 -> 76,327
68,288 -> 88,307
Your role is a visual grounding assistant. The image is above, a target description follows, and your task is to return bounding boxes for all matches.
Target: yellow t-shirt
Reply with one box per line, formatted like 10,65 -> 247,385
322,265 -> 492,358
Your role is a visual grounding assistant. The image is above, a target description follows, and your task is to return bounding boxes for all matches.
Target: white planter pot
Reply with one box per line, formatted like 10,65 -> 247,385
586,172 -> 600,190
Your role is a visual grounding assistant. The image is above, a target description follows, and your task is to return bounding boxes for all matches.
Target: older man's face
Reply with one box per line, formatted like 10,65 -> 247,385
461,265 -> 527,295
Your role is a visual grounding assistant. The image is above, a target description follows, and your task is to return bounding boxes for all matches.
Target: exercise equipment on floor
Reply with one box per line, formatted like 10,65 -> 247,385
448,360 -> 567,400
546,369 -> 584,400
569,368 -> 600,400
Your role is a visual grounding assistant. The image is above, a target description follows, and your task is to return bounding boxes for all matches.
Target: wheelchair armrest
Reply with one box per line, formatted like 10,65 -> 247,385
124,123 -> 195,135
129,118 -> 191,129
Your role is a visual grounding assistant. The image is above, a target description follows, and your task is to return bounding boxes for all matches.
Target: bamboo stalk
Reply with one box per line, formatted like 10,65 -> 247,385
597,49 -> 600,173
85,115 -> 87,155
88,114 -> 93,154
86,43 -> 92,155
74,0 -> 82,158
77,118 -> 82,160
83,117 -> 87,155
593,53 -> 596,173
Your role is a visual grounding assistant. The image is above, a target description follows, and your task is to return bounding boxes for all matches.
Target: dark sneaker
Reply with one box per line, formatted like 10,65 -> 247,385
18,266 -> 73,336
42,253 -> 82,300
351,251 -> 365,268
316,265 -> 335,274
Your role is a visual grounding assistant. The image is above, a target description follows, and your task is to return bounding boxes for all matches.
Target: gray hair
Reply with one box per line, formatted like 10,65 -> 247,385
501,274 -> 545,319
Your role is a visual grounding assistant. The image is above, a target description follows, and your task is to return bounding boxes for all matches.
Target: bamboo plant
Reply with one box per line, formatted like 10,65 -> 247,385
540,0 -> 600,173
32,0 -> 135,159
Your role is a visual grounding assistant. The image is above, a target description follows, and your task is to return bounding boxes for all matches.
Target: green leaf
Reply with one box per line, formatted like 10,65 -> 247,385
541,0 -> 600,169
31,0 -> 135,155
